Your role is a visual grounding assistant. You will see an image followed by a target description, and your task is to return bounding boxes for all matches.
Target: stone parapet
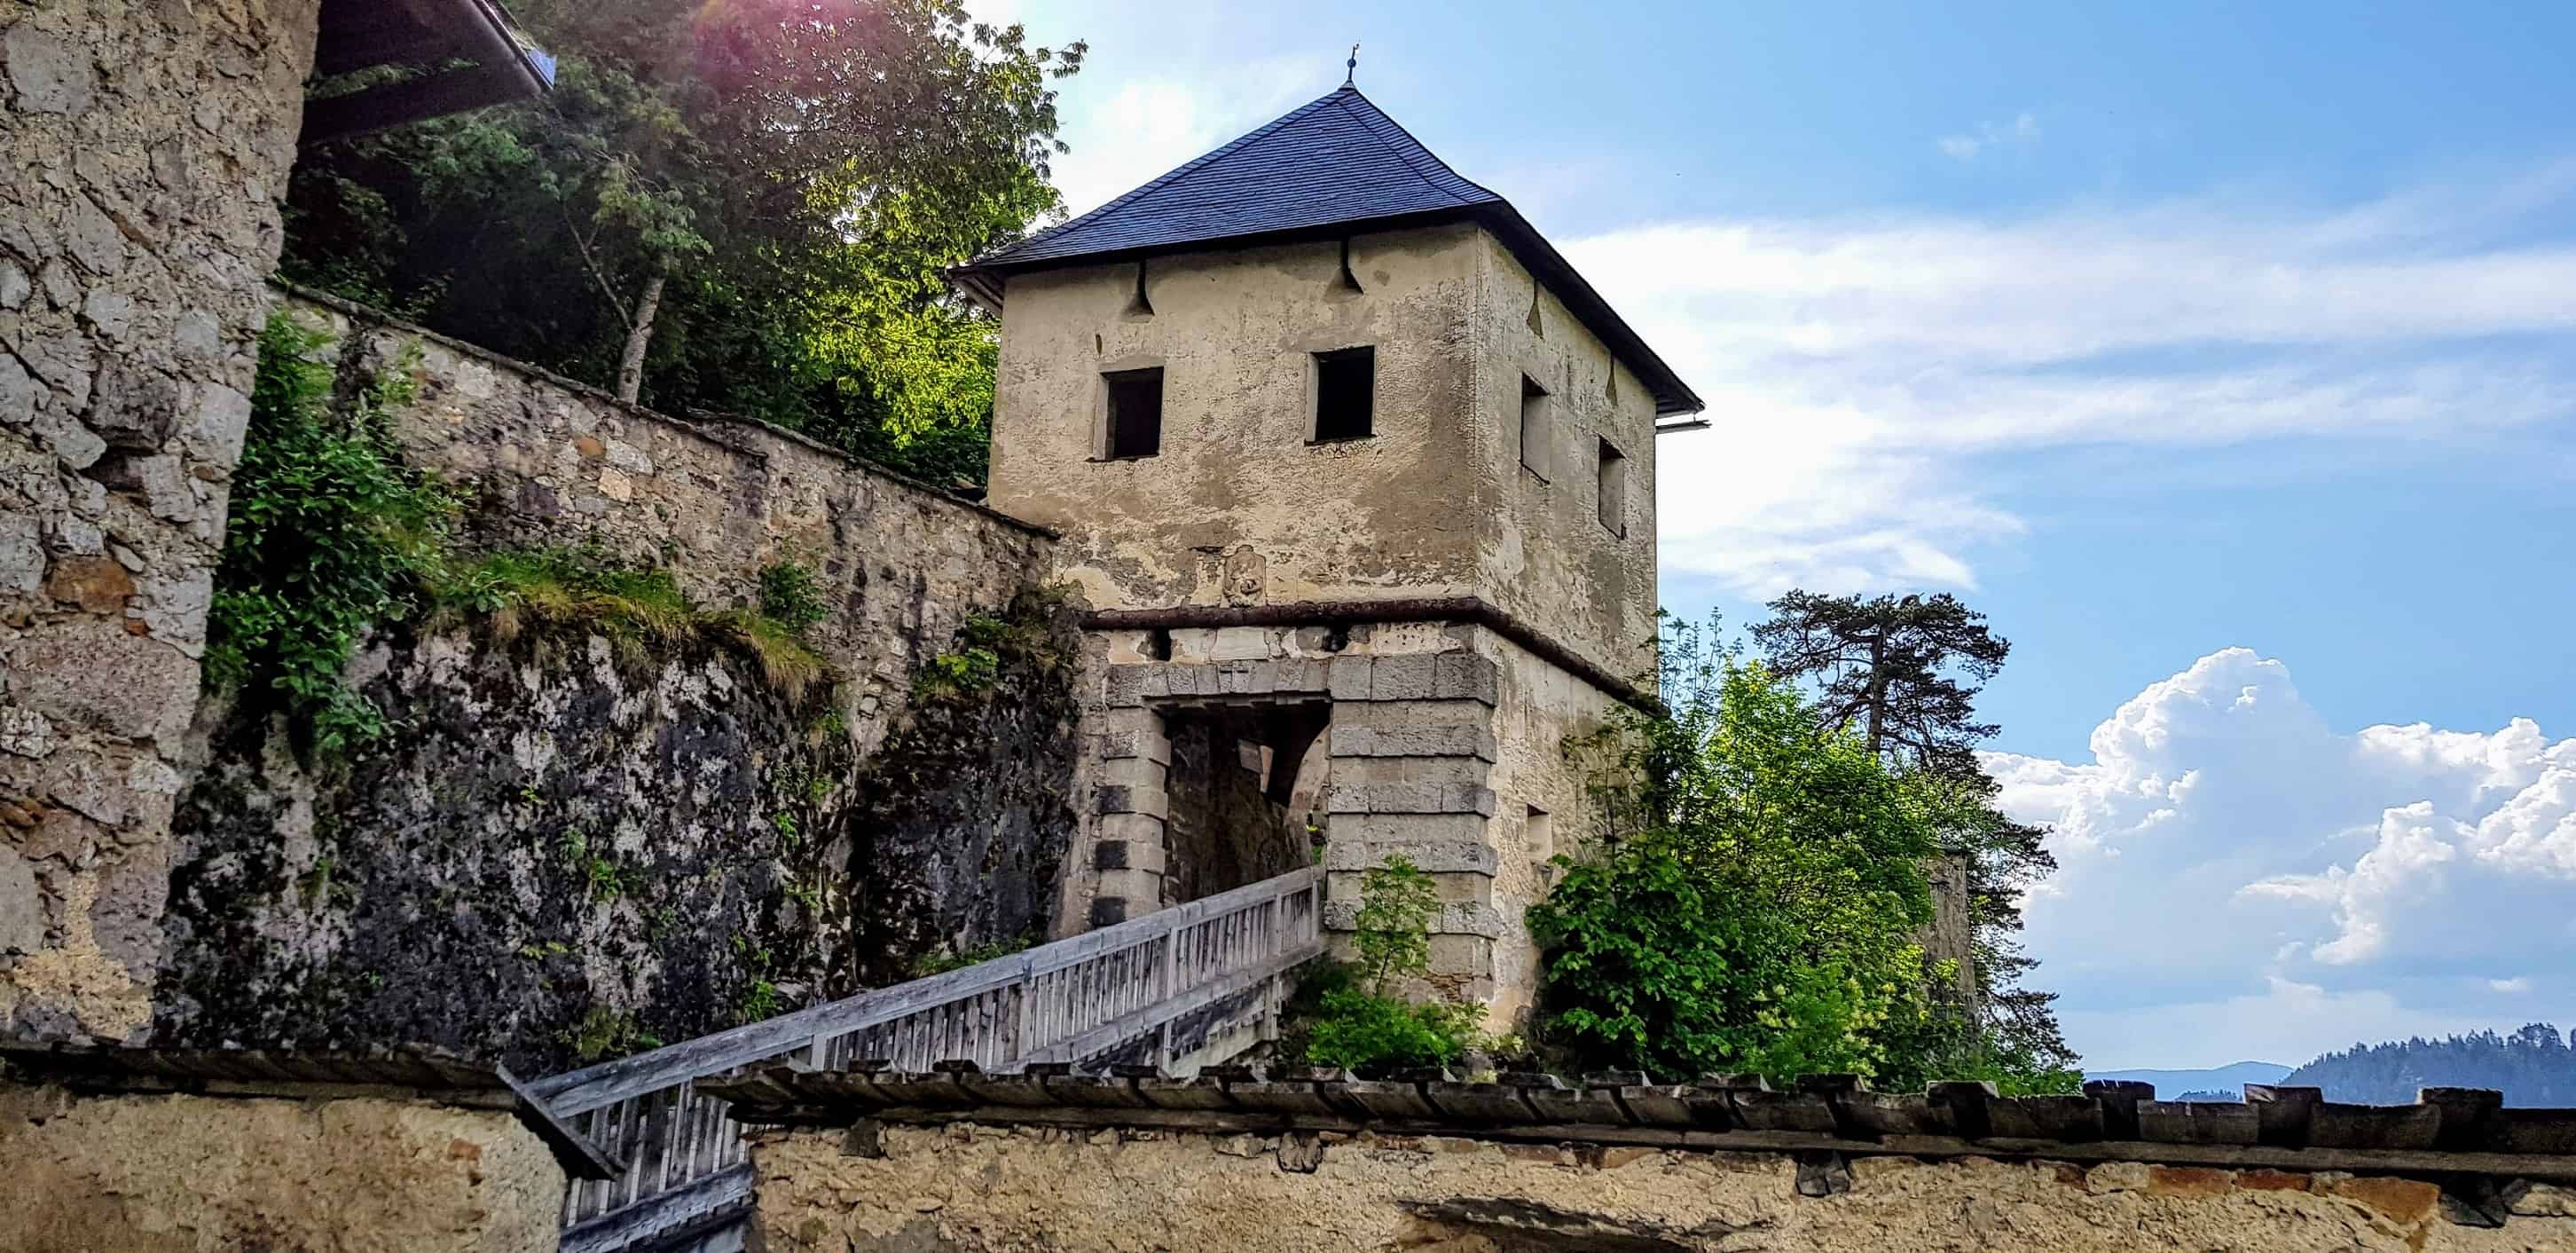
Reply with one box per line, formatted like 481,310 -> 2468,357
1,1044 -> 604,1251
709,1066 -> 2576,1253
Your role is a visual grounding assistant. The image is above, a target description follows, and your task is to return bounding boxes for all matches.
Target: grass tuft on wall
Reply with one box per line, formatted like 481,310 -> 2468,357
434,547 -> 831,703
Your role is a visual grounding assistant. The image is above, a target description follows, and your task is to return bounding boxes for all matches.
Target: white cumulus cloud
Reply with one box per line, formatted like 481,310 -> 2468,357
1561,171 -> 2576,595
1989,648 -> 2576,1068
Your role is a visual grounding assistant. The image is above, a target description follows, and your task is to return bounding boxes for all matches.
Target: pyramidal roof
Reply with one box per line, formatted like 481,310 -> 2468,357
953,86 -> 1703,416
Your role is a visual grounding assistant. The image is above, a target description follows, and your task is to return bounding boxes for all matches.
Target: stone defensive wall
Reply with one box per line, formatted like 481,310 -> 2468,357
710,1066 -> 2576,1253
1,0 -> 326,1044
6,266 -> 1080,1054
133,289 -> 1085,1070
0,1044 -> 610,1253
276,284 -> 1058,760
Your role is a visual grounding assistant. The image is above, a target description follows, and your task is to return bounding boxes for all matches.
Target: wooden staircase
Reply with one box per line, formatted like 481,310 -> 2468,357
528,866 -> 1326,1253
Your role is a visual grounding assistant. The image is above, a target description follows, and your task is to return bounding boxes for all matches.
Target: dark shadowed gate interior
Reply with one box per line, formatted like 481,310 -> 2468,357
1159,704 -> 1331,904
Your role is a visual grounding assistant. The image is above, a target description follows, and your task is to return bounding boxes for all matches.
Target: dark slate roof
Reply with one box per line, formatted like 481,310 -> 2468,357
702,1061 -> 2576,1181
977,87 -> 1500,269
953,87 -> 1704,417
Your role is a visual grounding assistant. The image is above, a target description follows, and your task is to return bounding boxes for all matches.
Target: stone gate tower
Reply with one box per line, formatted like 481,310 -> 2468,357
954,84 -> 1704,1024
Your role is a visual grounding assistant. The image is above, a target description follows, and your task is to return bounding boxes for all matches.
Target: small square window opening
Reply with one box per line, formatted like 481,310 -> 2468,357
1103,367 -> 1163,459
1526,804 -> 1554,863
1313,346 -> 1375,441
1596,437 -> 1629,535
1519,376 -> 1550,479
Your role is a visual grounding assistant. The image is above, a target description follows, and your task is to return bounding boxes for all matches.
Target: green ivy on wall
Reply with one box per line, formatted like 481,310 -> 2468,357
208,312 -> 452,752
209,313 -> 841,753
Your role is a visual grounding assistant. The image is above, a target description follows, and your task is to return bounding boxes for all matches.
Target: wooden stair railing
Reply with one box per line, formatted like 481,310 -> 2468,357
530,865 -> 1325,1253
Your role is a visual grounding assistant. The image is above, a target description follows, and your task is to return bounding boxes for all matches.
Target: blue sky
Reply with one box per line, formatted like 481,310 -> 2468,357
982,0 -> 2576,1069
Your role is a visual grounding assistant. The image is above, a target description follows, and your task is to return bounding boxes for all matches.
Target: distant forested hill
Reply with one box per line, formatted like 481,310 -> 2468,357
2280,1024 -> 2576,1106
2083,1061 -> 2290,1097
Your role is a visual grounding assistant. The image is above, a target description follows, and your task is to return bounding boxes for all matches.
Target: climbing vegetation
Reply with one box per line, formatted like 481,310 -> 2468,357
208,312 -> 453,752
756,559 -> 831,634
1527,617 -> 2079,1093
211,317 -> 840,752
911,599 -> 1070,705
566,1005 -> 663,1063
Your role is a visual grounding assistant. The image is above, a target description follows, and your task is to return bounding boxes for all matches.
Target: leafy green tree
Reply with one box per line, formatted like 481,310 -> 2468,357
1300,857 -> 1484,1075
1530,626 -> 1964,1083
1351,855 -> 1438,988
1750,591 -> 2073,1078
282,0 -> 1081,475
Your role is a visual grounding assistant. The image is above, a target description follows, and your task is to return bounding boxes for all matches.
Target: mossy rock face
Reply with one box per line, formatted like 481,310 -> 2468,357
159,615 -> 843,1073
836,589 -> 1082,989
155,590 -> 1080,1073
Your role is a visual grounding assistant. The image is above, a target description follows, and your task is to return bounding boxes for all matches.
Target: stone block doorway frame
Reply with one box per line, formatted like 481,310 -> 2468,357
1080,642 -> 1510,1000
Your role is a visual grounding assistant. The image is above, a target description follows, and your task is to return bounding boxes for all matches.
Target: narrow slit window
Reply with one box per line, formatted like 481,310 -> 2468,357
1103,367 -> 1163,459
1527,805 -> 1554,863
1519,376 -> 1550,478
1596,437 -> 1628,535
1313,346 -> 1375,441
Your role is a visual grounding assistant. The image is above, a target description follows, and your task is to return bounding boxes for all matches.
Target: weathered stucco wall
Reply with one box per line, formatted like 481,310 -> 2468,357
984,222 -> 1661,684
148,296 -> 1078,1068
1473,634 -> 1626,1026
0,0 -> 323,1042
1470,232 -> 1663,686
986,225 -> 1488,613
750,1122 -> 2576,1253
0,1083 -> 562,1253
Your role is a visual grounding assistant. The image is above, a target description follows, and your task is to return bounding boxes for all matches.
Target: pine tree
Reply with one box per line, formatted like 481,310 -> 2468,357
1750,591 -> 2069,1072
2281,1024 -> 2573,1105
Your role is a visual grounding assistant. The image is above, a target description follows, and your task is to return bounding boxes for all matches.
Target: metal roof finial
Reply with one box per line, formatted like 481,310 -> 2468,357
1345,43 -> 1359,87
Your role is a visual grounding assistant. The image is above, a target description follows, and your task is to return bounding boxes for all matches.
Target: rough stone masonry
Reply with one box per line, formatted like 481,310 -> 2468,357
0,0 -> 326,1042
745,1123 -> 2576,1253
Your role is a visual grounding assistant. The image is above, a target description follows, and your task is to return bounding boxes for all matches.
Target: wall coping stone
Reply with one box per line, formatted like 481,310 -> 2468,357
701,1065 -> 2576,1186
1,1042 -> 619,1180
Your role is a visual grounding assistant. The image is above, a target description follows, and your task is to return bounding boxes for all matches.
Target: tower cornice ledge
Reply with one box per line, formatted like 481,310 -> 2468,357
1083,596 -> 1661,715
